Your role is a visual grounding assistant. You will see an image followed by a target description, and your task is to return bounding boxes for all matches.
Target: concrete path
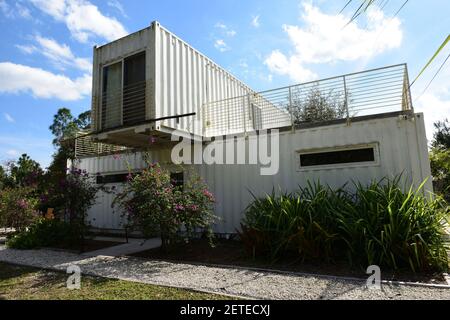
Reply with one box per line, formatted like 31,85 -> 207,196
0,245 -> 449,300
84,237 -> 161,257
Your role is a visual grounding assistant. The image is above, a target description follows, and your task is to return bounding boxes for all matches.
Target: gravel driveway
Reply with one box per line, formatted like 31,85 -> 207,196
0,245 -> 449,300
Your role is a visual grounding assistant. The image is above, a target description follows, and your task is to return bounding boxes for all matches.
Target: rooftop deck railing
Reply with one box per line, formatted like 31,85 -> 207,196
202,64 -> 413,137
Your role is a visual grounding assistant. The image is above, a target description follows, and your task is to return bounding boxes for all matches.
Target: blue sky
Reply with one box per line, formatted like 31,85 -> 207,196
0,0 -> 449,167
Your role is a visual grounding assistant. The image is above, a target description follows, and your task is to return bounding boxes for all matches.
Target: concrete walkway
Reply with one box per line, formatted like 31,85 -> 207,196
84,237 -> 161,257
0,244 -> 449,300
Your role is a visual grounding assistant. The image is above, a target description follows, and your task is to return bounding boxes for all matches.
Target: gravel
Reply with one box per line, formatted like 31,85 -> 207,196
0,245 -> 449,300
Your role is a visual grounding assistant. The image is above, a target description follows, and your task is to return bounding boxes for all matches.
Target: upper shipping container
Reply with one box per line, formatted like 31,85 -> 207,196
91,21 -> 259,145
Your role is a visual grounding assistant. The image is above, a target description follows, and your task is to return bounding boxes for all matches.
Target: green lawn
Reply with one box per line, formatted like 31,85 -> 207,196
0,262 -> 233,300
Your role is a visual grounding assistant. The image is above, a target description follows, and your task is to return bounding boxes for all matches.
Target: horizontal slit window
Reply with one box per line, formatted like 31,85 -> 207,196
300,147 -> 375,167
96,173 -> 129,184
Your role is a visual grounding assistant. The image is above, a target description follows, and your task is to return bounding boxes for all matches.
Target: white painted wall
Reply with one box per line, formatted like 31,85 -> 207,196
75,113 -> 432,233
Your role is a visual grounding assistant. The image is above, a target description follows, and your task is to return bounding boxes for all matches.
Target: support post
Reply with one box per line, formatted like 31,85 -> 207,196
289,86 -> 295,132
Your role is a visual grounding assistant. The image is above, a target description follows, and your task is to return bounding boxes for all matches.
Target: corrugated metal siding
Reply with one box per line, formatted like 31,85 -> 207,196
153,23 -> 253,136
75,113 -> 432,233
91,22 -> 253,136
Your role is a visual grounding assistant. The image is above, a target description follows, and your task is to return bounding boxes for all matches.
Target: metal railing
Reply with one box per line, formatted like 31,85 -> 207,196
100,80 -> 147,131
75,131 -> 129,158
202,64 -> 413,137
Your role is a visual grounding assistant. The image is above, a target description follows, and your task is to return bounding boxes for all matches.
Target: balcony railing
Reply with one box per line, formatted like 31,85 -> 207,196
100,80 -> 147,131
202,64 -> 413,137
75,131 -> 129,158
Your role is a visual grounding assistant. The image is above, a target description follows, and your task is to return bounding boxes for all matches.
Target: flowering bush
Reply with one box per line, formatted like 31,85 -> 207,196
34,167 -> 101,246
113,163 -> 217,250
0,187 -> 39,232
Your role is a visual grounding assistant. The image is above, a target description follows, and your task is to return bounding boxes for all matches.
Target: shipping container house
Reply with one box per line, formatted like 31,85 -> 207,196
74,22 -> 433,234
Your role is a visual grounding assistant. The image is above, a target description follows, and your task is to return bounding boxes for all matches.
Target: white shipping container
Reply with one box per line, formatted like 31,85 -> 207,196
76,112 -> 432,233
91,21 -> 257,139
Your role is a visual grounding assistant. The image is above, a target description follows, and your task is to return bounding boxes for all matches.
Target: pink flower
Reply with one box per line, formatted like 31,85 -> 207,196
174,204 -> 185,212
17,199 -> 27,209
189,204 -> 199,212
113,154 -> 121,160
149,136 -> 157,145
203,189 -> 215,202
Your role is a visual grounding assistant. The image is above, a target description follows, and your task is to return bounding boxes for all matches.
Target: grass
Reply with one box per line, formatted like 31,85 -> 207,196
0,262 -> 233,300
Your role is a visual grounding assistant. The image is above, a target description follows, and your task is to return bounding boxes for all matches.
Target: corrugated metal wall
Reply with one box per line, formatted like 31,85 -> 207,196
92,28 -> 153,132
91,22 -> 253,135
75,113 -> 432,233
153,22 -> 253,136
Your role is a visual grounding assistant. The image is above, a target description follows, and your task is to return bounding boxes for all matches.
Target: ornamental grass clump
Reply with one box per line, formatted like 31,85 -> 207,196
336,178 -> 449,272
241,178 -> 450,272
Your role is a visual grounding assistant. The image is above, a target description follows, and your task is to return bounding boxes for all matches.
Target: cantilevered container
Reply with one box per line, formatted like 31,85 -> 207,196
91,21 -> 254,147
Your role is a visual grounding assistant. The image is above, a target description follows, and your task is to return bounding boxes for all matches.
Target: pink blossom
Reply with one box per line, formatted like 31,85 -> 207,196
174,204 -> 185,212
17,199 -> 27,209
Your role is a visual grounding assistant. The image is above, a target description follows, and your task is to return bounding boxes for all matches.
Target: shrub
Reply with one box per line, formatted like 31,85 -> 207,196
7,219 -> 78,250
113,163 -> 216,250
52,167 -> 101,243
240,178 -> 450,272
337,179 -> 449,272
0,187 -> 39,232
241,183 -> 349,261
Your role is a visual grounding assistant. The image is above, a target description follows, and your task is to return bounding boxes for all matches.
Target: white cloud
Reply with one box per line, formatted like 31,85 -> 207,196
0,62 -> 91,101
6,149 -> 19,157
4,113 -> 15,123
265,50 -> 317,83
214,39 -> 230,52
107,0 -> 127,17
36,36 -> 91,72
30,0 -> 66,20
265,3 -> 402,82
0,0 -> 32,20
412,63 -> 450,142
214,22 -> 236,37
16,36 -> 91,72
15,44 -> 38,54
251,15 -> 260,28
30,0 -> 128,43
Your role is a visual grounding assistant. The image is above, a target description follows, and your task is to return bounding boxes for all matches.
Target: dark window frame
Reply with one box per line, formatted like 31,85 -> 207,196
298,144 -> 379,170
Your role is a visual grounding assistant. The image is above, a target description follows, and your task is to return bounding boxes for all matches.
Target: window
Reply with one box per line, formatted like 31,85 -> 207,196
100,51 -> 146,130
102,61 -> 122,129
170,172 -> 184,189
298,144 -> 378,169
123,52 -> 146,126
96,173 -> 129,184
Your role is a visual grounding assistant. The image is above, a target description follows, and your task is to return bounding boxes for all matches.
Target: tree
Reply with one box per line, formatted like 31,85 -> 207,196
7,154 -> 43,188
42,108 -> 91,212
430,119 -> 450,201
49,108 -> 79,147
432,119 -> 450,149
291,87 -> 347,124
